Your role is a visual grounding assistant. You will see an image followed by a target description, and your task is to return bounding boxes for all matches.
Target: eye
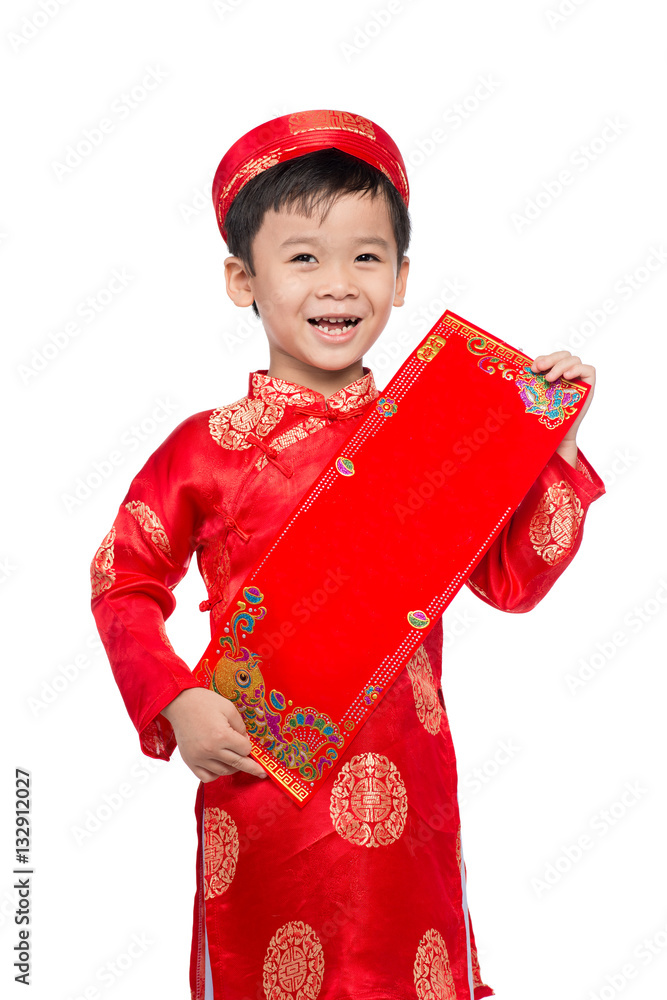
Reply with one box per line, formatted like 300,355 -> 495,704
355,253 -> 380,262
290,253 -> 317,263
235,669 -> 252,688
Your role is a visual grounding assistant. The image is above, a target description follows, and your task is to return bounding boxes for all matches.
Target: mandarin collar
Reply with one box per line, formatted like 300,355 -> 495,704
248,367 -> 378,413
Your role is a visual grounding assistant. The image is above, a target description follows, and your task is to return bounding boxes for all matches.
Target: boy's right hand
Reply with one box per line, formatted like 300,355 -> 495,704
160,687 -> 268,782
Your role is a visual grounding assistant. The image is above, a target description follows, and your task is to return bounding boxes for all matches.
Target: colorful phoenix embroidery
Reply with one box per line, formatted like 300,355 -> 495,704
466,334 -> 583,428
515,365 -> 582,428
198,587 -> 343,781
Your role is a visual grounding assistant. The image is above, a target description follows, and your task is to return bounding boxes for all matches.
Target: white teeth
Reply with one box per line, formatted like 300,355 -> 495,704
308,316 -> 360,335
312,320 -> 357,334
311,317 -> 358,323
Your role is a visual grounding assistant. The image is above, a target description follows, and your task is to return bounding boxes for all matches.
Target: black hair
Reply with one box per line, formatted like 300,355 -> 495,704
223,147 -> 411,318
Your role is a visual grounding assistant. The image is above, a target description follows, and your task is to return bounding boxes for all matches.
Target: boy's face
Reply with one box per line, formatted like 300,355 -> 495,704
224,190 -> 409,386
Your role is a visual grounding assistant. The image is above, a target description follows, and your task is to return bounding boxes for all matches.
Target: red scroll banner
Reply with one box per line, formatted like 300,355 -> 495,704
192,310 -> 590,806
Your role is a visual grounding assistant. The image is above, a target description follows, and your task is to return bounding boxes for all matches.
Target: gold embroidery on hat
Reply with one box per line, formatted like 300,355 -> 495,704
217,149 -> 285,215
288,110 -> 376,139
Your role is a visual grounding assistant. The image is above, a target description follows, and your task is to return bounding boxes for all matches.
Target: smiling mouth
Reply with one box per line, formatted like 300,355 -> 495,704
308,316 -> 361,334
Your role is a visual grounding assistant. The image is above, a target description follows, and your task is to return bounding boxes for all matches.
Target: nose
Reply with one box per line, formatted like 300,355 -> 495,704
315,260 -> 360,300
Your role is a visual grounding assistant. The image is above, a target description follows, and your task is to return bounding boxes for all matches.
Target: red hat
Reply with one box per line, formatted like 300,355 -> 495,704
212,109 -> 409,243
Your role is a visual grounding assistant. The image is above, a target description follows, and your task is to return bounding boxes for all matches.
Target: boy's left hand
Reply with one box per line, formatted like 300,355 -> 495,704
529,351 -> 596,455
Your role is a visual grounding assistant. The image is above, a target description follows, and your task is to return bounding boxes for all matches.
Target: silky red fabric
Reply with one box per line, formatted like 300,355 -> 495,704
90,367 -> 605,999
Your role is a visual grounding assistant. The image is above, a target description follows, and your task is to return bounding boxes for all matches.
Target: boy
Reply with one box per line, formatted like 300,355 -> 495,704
90,109 -> 605,1000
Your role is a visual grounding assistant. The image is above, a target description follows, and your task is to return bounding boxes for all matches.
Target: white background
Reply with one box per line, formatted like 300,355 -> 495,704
2,1 -> 665,998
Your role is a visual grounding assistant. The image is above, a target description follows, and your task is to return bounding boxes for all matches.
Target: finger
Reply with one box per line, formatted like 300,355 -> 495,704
530,351 -> 574,371
549,361 -> 594,382
232,756 -> 268,779
189,753 -> 267,781
216,725 -> 255,758
545,362 -> 581,381
210,747 -> 268,779
532,358 -> 585,381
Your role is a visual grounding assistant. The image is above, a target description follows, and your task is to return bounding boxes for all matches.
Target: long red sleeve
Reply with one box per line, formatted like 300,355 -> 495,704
90,412 -> 211,761
465,447 -> 605,612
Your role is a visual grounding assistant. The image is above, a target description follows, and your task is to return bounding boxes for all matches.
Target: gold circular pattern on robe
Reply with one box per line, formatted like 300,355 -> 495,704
209,397 -> 284,451
529,479 -> 583,566
124,500 -> 173,558
263,920 -> 324,1000
406,645 -> 443,735
329,752 -> 408,847
413,928 -> 457,1000
90,526 -> 116,597
203,806 -> 239,900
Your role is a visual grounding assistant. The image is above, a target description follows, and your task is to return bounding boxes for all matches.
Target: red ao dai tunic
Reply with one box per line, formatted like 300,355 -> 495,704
90,368 -> 605,1000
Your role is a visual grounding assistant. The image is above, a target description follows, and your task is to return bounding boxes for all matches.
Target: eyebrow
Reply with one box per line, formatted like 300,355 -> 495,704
280,235 -> 392,251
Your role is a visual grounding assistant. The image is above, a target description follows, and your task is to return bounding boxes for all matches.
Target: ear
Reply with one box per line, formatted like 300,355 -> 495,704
224,256 -> 255,308
393,256 -> 410,307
